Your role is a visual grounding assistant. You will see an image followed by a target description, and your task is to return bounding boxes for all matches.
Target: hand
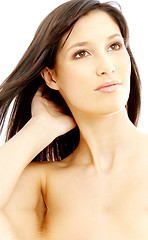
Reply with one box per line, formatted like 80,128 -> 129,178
31,85 -> 76,139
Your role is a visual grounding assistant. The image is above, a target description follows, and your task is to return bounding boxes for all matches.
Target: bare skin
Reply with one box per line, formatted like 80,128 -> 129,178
1,10 -> 148,239
4,129 -> 148,240
4,88 -> 148,239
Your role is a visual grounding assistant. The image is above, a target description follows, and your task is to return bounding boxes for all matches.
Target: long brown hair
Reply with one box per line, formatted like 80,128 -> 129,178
0,0 -> 141,161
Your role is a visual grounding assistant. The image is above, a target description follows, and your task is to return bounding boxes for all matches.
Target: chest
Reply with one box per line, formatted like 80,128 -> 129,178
46,166 -> 148,214
43,166 -> 148,239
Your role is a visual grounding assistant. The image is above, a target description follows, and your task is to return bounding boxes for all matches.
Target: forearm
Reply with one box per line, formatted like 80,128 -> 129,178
0,118 -> 54,209
0,211 -> 18,240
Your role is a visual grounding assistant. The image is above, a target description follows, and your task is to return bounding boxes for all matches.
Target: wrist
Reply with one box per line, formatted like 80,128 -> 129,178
28,117 -> 56,146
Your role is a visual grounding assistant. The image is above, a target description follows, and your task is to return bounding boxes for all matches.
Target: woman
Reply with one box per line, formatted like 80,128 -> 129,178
0,0 -> 148,237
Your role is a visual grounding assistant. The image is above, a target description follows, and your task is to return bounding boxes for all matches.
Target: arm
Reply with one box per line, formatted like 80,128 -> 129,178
4,161 -> 47,211
0,209 -> 43,240
0,211 -> 19,240
0,118 -> 52,209
0,85 -> 76,209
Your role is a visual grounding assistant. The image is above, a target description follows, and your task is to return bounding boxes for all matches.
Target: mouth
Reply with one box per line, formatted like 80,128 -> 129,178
95,81 -> 121,93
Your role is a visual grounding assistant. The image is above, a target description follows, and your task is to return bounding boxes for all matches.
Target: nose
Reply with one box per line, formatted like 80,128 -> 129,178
96,55 -> 115,77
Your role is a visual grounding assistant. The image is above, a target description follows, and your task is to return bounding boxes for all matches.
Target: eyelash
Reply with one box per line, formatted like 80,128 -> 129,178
73,41 -> 123,60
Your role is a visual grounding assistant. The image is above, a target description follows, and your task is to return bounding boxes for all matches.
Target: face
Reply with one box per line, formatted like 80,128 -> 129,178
52,10 -> 131,116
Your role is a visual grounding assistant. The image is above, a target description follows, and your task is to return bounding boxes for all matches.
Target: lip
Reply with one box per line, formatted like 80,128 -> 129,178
95,81 -> 121,92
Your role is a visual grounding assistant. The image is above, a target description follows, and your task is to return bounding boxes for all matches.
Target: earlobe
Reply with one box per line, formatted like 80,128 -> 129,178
41,67 -> 60,90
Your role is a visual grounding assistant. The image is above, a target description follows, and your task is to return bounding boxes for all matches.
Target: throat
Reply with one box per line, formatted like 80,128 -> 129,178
99,157 -> 113,173
91,155 -> 114,174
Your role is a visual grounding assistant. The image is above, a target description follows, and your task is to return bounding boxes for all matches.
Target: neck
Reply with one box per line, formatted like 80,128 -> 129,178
71,108 -> 138,173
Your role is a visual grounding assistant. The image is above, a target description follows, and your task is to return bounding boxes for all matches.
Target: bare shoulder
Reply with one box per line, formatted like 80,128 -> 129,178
26,157 -> 72,179
5,161 -> 51,211
137,130 -> 148,149
133,129 -> 148,163
24,159 -> 63,177
43,155 -> 76,187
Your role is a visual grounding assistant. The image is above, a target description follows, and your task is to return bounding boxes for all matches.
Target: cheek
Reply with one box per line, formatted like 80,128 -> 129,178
55,64 -> 83,103
119,51 -> 131,76
117,53 -> 131,103
55,51 -> 131,113
116,51 -> 131,89
56,61 -> 90,93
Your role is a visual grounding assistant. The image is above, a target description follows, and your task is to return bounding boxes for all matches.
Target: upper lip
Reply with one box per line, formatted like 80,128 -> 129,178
95,80 -> 121,90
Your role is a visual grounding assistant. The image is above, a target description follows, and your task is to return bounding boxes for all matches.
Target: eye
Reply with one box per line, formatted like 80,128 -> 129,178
108,42 -> 122,51
74,50 -> 90,59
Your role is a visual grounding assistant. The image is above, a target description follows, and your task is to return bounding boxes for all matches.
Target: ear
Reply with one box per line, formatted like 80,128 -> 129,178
41,67 -> 60,90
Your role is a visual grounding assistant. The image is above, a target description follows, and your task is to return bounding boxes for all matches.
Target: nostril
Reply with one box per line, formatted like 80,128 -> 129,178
96,65 -> 115,76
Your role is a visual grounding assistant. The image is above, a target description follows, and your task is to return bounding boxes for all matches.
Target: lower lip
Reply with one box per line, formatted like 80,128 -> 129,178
96,84 -> 121,93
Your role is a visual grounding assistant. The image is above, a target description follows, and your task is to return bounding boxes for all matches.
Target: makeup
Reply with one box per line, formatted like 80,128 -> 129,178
95,81 -> 121,93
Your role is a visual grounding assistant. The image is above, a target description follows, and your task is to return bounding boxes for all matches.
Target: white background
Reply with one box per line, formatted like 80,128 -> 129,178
0,0 -> 148,145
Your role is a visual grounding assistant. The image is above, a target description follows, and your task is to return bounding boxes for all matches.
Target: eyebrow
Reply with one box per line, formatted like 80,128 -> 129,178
67,33 -> 122,52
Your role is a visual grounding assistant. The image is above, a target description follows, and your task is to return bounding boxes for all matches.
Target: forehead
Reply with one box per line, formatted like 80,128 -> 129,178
60,10 -> 121,50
